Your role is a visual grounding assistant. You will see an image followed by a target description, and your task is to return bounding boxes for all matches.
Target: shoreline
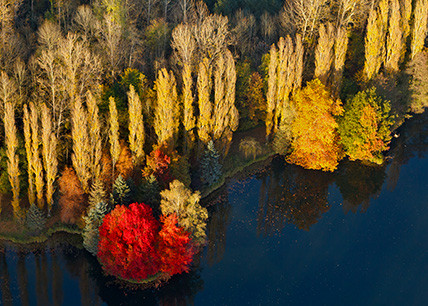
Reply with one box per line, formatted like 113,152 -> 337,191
0,111 -> 417,245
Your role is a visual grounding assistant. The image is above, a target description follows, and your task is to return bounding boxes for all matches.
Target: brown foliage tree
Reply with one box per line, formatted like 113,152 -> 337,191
58,166 -> 86,225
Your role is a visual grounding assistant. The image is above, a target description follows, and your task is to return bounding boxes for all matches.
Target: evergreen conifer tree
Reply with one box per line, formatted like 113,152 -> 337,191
111,175 -> 131,206
26,203 -> 46,233
83,201 -> 109,255
88,179 -> 107,208
139,174 -> 161,211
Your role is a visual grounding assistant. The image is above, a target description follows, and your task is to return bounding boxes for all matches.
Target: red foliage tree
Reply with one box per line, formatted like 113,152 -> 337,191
143,147 -> 173,187
158,214 -> 195,275
97,203 -> 160,281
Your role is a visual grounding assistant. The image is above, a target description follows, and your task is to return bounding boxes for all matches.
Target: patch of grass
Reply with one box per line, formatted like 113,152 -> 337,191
0,221 -> 81,244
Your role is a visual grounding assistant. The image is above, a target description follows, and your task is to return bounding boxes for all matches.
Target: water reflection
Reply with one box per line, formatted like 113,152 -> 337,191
257,157 -> 332,235
206,196 -> 232,266
335,161 -> 386,213
0,238 -> 206,306
0,112 -> 427,305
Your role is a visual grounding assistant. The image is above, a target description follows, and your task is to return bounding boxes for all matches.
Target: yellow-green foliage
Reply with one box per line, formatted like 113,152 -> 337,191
127,84 -> 145,163
338,88 -> 393,164
154,68 -> 179,151
160,180 -> 208,245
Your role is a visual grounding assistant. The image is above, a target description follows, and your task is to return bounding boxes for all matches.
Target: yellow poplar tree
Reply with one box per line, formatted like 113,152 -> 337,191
4,101 -> 20,219
266,35 -> 305,139
385,0 -> 404,73
363,0 -> 389,81
212,50 -> 239,155
86,91 -> 102,181
29,103 -> 44,209
182,63 -> 196,153
41,103 -> 58,214
71,97 -> 91,192
314,22 -> 336,85
154,68 -> 180,151
109,96 -> 120,176
411,0 -> 428,60
400,0 -> 412,48
23,104 -> 35,206
331,26 -> 349,97
127,84 -> 145,163
197,58 -> 212,145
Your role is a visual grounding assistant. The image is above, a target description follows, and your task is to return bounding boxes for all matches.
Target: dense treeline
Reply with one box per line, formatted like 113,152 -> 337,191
0,0 -> 427,282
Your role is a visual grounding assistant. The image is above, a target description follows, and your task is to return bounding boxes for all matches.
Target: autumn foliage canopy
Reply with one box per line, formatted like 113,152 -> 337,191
287,79 -> 344,172
97,202 -> 194,281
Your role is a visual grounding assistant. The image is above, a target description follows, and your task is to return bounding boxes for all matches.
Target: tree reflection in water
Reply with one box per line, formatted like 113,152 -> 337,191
257,156 -> 332,235
0,112 -> 427,305
205,193 -> 232,266
335,161 -> 386,213
0,233 -> 205,305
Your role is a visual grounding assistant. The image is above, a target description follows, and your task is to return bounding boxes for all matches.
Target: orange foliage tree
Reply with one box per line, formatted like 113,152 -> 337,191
58,166 -> 86,224
115,142 -> 134,180
287,79 -> 344,172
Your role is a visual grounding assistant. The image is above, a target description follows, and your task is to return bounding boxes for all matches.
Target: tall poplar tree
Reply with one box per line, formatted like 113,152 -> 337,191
4,101 -> 20,219
154,68 -> 179,150
411,0 -> 428,60
314,22 -> 335,85
41,103 -> 58,214
109,96 -> 120,177
197,58 -> 212,145
23,104 -> 35,206
86,92 -> 102,181
127,85 -> 145,163
71,97 -> 90,193
29,103 -> 44,209
363,0 -> 388,81
182,64 -> 196,154
266,35 -> 304,141
385,0 -> 404,73
331,26 -> 348,97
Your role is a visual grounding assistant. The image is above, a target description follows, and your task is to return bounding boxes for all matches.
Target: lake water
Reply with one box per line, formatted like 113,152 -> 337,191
1,112 -> 427,305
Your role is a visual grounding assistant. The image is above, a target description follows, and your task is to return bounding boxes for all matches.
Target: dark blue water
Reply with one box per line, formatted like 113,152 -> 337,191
1,113 -> 427,305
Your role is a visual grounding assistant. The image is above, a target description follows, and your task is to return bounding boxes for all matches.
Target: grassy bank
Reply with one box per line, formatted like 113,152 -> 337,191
0,221 -> 81,244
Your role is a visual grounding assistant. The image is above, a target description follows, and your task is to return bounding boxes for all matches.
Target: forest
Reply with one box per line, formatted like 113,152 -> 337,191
0,0 -> 427,284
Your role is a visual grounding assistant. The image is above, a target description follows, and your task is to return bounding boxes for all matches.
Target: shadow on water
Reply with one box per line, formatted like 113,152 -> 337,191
0,112 -> 427,305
